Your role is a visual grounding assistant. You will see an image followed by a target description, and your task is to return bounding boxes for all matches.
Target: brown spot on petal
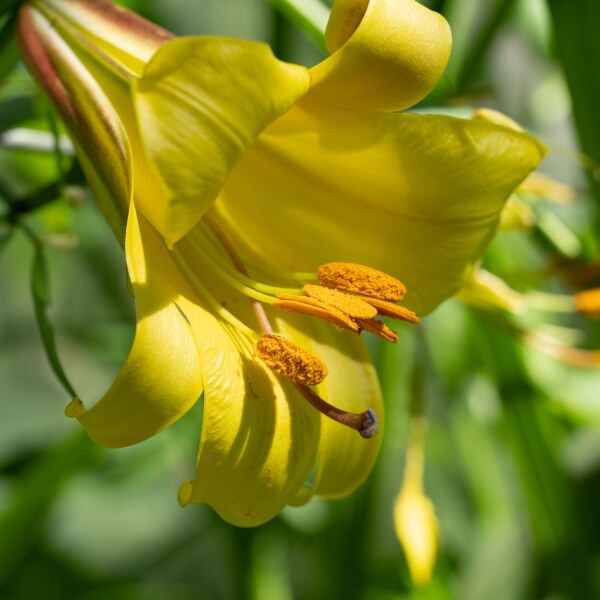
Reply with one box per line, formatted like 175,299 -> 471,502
255,335 -> 328,385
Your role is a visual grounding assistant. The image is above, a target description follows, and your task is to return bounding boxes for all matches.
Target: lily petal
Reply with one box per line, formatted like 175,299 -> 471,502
177,310 -> 320,527
274,315 -> 383,499
307,0 -> 451,111
216,105 -> 547,314
77,204 -> 203,448
133,37 -> 311,247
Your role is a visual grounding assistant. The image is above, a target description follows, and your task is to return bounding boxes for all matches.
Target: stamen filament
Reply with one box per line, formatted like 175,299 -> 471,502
246,261 -> 316,282
253,302 -> 274,335
190,224 -> 300,296
171,252 -> 255,335
181,238 -> 276,303
197,215 -> 276,335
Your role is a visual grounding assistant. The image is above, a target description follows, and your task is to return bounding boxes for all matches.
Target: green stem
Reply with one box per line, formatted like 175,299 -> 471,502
21,222 -> 79,399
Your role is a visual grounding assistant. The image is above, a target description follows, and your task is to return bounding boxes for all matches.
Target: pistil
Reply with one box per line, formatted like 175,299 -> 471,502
196,219 -> 383,438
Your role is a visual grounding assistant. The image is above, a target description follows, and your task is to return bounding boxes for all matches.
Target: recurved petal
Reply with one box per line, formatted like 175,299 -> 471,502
216,106 -> 547,315
306,0 -> 451,111
133,36 -> 311,247
177,311 -> 320,527
76,204 -> 203,448
273,314 -> 383,500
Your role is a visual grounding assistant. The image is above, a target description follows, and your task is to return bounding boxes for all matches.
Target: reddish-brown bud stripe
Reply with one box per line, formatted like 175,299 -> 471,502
318,262 -> 406,302
255,335 -> 328,385
69,0 -> 174,47
16,6 -> 131,227
34,0 -> 173,66
17,8 -> 77,123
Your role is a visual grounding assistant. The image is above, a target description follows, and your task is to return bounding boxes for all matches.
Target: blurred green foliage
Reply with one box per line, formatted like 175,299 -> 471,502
1,0 -> 600,599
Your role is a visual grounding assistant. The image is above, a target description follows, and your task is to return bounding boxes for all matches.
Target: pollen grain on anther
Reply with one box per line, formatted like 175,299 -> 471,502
357,318 -> 399,343
318,262 -> 407,302
361,297 -> 420,323
274,294 -> 360,332
255,334 -> 328,386
302,284 -> 377,319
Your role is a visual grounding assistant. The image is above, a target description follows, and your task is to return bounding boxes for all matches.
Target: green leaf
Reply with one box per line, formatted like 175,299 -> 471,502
0,94 -> 37,133
0,14 -> 19,80
269,0 -> 328,51
547,0 -> 600,205
452,0 -> 519,93
0,0 -> 23,16
0,38 -> 18,82
0,221 -> 12,254
29,239 -> 78,398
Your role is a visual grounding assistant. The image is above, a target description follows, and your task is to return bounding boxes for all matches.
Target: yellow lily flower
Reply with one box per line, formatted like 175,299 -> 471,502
17,0 -> 546,526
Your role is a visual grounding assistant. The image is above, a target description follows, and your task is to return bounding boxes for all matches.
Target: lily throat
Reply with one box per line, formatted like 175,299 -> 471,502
176,213 -> 420,437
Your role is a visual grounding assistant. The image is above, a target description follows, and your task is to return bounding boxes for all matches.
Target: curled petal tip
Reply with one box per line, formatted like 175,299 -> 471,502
309,0 -> 452,111
178,480 -> 194,507
65,397 -> 85,418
